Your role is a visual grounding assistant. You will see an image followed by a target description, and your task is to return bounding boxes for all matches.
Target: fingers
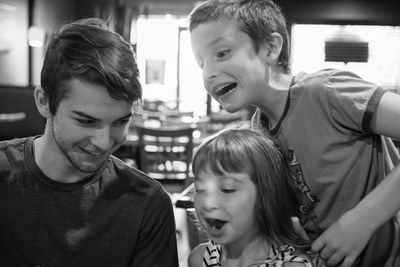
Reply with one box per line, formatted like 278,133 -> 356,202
291,217 -> 309,240
325,253 -> 343,266
312,237 -> 343,266
311,235 -> 325,252
338,256 -> 359,267
315,245 -> 357,267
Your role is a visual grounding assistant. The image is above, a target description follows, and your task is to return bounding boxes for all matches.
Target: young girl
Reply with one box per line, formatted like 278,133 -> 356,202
189,128 -> 323,267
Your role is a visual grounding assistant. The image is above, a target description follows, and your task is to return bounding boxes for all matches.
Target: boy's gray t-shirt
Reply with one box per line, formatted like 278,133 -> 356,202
251,68 -> 399,266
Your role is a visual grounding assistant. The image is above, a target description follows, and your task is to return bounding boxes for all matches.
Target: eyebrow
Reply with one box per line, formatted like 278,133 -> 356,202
208,37 -> 225,47
72,111 -> 133,121
193,174 -> 244,184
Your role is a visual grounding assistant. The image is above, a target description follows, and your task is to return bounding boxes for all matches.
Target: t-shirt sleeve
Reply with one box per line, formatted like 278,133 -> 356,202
130,187 -> 179,267
325,70 -> 386,133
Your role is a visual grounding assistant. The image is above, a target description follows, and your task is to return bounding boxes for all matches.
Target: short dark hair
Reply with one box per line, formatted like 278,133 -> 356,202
189,0 -> 290,73
41,18 -> 142,115
192,128 -> 308,248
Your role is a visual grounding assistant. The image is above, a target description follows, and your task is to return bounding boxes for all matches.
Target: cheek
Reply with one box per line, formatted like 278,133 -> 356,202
193,195 -> 202,210
234,195 -> 257,217
112,125 -> 129,143
52,119 -> 83,142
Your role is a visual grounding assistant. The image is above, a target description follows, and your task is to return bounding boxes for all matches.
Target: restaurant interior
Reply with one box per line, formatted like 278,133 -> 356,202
1,0 -> 400,266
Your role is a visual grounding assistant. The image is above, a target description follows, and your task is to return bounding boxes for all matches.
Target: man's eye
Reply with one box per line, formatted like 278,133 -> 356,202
77,118 -> 94,125
115,119 -> 130,126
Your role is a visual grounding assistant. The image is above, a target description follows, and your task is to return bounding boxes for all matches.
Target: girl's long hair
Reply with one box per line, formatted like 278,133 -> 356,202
192,127 -> 309,249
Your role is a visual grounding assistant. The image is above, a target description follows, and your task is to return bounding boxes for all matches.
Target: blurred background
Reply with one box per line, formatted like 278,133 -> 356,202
0,0 -> 399,116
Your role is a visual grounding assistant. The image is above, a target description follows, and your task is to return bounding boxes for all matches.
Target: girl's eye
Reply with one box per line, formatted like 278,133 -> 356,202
221,188 -> 235,193
194,182 -> 204,193
216,49 -> 230,58
194,187 -> 204,193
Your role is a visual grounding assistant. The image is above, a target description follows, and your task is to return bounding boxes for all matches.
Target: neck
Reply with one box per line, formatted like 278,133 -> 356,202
258,70 -> 293,127
222,236 -> 270,267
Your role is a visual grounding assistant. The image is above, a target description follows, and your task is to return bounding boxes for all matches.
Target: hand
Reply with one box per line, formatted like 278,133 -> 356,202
291,217 -> 309,240
311,210 -> 373,267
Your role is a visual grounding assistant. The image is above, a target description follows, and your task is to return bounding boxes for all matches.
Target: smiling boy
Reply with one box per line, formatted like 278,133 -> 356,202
0,18 -> 178,267
189,0 -> 400,266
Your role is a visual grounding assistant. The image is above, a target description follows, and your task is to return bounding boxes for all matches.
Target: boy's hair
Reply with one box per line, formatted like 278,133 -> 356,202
41,18 -> 142,115
192,128 -> 308,248
189,0 -> 290,73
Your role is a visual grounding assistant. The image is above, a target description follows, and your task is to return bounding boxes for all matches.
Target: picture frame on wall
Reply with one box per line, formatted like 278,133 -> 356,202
145,59 -> 165,85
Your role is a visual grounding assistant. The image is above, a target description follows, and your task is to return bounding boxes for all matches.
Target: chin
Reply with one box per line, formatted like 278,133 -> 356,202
221,105 -> 242,113
69,155 -> 106,174
73,162 -> 101,173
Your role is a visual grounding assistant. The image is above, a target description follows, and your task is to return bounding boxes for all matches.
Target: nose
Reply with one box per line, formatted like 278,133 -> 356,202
90,127 -> 114,151
201,190 -> 221,211
202,60 -> 218,82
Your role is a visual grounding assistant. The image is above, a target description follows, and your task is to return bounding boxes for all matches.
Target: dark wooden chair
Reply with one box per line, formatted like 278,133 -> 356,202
206,109 -> 249,135
136,124 -> 195,193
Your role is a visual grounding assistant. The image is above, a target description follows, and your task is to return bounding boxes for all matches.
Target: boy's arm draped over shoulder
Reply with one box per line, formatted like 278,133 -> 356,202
312,91 -> 400,267
130,187 -> 179,267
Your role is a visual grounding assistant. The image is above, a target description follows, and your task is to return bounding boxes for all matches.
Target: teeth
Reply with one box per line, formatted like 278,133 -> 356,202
215,83 -> 237,96
216,83 -> 231,93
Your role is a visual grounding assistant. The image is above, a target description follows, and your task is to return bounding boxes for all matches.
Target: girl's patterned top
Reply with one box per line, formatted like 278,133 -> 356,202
202,240 -> 322,267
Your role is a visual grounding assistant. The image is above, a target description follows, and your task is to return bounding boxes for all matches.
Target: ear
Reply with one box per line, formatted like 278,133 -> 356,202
265,32 -> 283,64
34,87 -> 51,118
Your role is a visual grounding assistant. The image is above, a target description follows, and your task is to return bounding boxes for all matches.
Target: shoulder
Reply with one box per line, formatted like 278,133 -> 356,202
105,156 -> 170,201
0,137 -> 28,150
271,245 -> 318,267
293,69 -> 381,117
0,137 -> 30,167
294,68 -> 375,94
188,243 -> 207,267
108,155 -> 163,189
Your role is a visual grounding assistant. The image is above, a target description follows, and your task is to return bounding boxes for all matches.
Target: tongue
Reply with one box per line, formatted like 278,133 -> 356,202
210,219 -> 226,229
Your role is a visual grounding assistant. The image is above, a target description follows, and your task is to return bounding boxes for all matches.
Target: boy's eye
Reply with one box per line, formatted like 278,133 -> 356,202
216,49 -> 230,58
221,188 -> 235,193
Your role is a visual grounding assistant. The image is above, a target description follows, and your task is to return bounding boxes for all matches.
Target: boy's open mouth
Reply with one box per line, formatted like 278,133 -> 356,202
216,83 -> 237,97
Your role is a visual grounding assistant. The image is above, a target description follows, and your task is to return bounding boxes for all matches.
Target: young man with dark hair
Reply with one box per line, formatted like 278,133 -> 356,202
0,18 -> 178,267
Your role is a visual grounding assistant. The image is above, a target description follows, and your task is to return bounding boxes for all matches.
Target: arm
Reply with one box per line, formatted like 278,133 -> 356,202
312,91 -> 400,267
130,188 -> 179,267
188,243 -> 207,267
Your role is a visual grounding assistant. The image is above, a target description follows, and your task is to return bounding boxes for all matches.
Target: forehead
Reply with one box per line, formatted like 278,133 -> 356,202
190,19 -> 248,50
196,165 -> 253,184
58,78 -> 132,118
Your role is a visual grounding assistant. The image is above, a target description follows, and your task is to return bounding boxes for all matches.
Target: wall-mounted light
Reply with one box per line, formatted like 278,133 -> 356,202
28,25 -> 45,47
